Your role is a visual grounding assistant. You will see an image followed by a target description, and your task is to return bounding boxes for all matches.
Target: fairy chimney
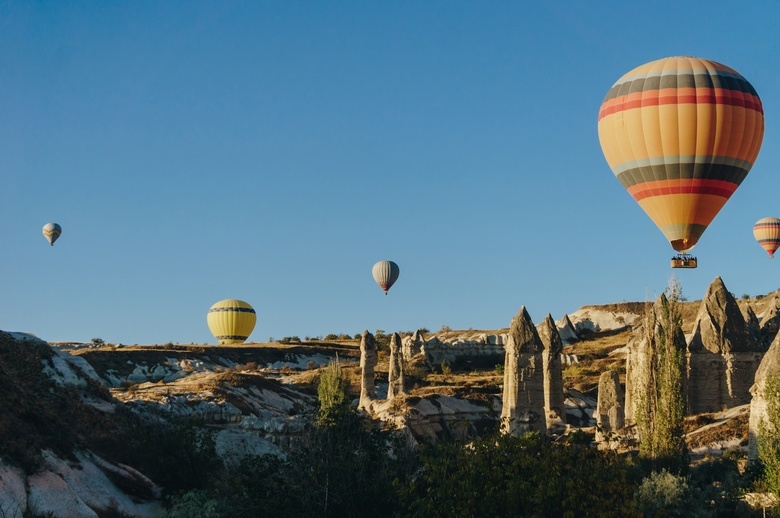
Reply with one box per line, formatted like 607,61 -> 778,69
387,332 -> 406,399
501,306 -> 546,436
358,330 -> 377,410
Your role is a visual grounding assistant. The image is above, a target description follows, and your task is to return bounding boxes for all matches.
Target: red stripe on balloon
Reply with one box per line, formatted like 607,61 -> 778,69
627,179 -> 738,201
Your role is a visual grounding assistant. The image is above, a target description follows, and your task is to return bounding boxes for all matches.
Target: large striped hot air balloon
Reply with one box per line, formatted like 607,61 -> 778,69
598,56 -> 764,267
42,223 -> 62,246
372,260 -> 399,295
753,217 -> 780,258
207,299 -> 256,344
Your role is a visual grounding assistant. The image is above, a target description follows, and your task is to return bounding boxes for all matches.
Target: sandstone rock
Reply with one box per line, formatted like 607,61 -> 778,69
0,462 -> 27,518
387,333 -> 405,399
556,314 -> 579,344
359,331 -> 377,410
537,314 -> 566,430
595,370 -> 624,442
757,291 -> 780,344
623,320 -> 646,424
749,331 -> 780,460
402,330 -> 426,361
688,277 -> 765,414
500,307 -> 545,436
689,277 -> 759,354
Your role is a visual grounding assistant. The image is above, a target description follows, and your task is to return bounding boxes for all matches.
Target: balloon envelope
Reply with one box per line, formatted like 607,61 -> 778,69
207,299 -> 256,344
42,223 -> 62,246
372,261 -> 400,294
598,56 -> 764,253
754,217 -> 780,258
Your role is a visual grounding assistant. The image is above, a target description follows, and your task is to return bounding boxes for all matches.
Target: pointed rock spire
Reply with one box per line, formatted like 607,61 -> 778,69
557,314 -> 579,344
688,276 -> 758,353
387,332 -> 405,399
358,331 -> 377,410
501,307 -> 546,436
538,314 -> 566,429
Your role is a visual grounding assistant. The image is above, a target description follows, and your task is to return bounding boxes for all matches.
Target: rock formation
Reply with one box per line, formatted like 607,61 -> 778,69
537,314 -> 566,431
402,330 -> 426,361
749,331 -> 780,460
757,290 -> 780,345
358,330 -> 377,410
688,277 -> 766,414
624,317 -> 646,425
501,307 -> 546,436
387,332 -> 405,399
420,333 -> 505,367
595,370 -> 624,442
556,314 -> 579,344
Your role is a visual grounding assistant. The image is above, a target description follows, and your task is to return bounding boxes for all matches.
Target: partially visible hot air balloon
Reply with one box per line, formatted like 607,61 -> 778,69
42,223 -> 62,246
754,217 -> 780,258
598,56 -> 765,268
372,260 -> 399,295
207,299 -> 256,344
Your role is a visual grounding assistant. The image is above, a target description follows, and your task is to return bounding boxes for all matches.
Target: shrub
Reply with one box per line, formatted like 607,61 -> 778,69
317,359 -> 350,425
400,432 -> 638,517
634,470 -> 688,516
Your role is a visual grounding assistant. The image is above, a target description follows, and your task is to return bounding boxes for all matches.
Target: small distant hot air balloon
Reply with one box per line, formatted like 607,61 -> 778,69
598,56 -> 765,269
42,223 -> 62,246
207,299 -> 256,344
754,217 -> 780,258
372,260 -> 399,295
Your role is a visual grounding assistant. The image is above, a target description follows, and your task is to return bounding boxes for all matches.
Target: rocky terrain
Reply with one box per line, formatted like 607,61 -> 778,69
1,277 -> 779,516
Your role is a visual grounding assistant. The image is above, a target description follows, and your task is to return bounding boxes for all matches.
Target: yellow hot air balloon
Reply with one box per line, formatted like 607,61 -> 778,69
207,299 -> 256,344
598,56 -> 764,268
754,217 -> 780,258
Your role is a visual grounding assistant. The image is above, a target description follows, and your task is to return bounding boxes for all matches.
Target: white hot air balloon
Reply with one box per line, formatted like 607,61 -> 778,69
372,260 -> 399,295
42,223 -> 62,246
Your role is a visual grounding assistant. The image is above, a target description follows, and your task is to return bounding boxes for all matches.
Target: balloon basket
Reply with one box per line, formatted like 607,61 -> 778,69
671,254 -> 697,269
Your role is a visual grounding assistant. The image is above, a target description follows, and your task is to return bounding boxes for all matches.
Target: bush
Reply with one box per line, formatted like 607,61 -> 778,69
317,360 -> 350,425
635,470 -> 688,516
399,432 -> 638,517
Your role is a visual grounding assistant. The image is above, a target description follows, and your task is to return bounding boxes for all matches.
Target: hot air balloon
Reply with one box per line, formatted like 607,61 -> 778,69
42,223 -> 62,246
598,56 -> 764,269
207,299 -> 256,344
372,260 -> 399,295
754,217 -> 780,258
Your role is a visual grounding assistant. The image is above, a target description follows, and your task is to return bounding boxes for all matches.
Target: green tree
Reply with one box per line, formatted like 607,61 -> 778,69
399,432 -> 639,517
759,374 -> 780,495
317,359 -> 350,426
635,278 -> 688,473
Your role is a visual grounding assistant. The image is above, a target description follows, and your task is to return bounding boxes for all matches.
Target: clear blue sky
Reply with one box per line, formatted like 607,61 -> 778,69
2,1 -> 780,345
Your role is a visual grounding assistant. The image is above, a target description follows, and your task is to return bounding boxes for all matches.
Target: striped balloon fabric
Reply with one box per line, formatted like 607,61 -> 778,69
598,56 -> 764,253
206,299 -> 257,344
753,217 -> 780,258
372,260 -> 400,295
